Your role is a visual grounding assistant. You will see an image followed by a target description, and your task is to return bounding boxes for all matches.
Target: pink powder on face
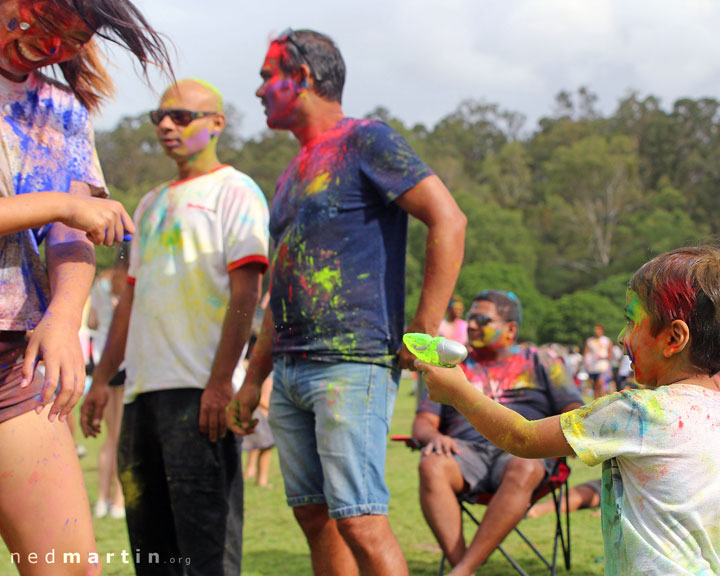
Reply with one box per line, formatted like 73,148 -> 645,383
182,125 -> 212,156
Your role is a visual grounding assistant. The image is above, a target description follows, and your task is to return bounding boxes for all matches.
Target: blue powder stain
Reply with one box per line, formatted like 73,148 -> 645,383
10,101 -> 26,121
62,109 -> 74,132
5,116 -> 33,155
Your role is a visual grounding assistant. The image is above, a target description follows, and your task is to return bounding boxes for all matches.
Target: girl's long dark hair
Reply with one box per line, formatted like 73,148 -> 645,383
35,0 -> 173,111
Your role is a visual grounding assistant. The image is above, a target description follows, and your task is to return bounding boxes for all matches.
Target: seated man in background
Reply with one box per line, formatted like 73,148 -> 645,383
413,290 -> 583,575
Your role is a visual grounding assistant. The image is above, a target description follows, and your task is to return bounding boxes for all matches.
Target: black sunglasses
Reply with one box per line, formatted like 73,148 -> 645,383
467,313 -> 492,327
277,28 -> 323,82
149,109 -> 217,127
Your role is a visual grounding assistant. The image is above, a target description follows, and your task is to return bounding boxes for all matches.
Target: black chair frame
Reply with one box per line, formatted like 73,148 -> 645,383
393,435 -> 571,576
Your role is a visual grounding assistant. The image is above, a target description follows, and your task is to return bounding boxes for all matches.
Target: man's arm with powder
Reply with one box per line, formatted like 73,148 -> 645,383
200,264 -> 262,442
228,302 -> 276,435
82,281 -> 134,437
418,361 -> 575,459
394,175 -> 467,369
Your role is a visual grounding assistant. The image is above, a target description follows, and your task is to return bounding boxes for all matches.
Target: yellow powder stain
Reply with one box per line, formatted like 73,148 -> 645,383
306,172 -> 331,195
119,468 -> 143,509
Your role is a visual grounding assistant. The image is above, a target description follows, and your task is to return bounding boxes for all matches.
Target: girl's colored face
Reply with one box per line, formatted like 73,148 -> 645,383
256,41 -> 303,129
618,290 -> 665,387
467,301 -> 513,351
0,1 -> 93,79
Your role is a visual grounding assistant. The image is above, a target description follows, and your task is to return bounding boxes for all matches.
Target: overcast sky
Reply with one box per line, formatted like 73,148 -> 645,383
94,0 -> 720,138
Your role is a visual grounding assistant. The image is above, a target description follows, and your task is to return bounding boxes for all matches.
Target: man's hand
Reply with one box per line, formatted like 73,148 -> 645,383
199,378 -> 234,442
398,342 -> 417,371
421,434 -> 460,456
398,320 -> 435,370
227,382 -> 261,436
61,195 -> 135,246
81,378 -> 110,437
415,361 -> 472,406
22,318 -> 85,422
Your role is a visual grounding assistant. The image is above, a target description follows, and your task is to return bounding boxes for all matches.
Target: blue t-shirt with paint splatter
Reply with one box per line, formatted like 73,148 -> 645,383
0,72 -> 105,330
269,118 -> 433,366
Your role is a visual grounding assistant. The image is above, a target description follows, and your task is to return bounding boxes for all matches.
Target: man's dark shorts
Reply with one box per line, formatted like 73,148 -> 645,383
452,438 -> 555,501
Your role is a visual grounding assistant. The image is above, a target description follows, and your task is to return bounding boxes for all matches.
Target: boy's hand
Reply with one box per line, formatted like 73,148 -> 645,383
61,196 -> 135,246
415,360 -> 470,405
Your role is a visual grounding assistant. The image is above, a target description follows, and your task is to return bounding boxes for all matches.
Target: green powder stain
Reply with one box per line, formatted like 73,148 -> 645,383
311,267 -> 340,294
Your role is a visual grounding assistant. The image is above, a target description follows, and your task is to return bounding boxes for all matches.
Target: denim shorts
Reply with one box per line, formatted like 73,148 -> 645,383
268,356 -> 400,519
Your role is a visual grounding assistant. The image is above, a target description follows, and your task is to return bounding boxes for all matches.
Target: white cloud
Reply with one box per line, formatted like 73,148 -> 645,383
91,0 -> 720,137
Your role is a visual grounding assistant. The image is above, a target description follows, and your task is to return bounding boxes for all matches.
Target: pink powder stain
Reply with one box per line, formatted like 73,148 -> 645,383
27,471 -> 40,485
182,126 -> 211,154
1,470 -> 14,479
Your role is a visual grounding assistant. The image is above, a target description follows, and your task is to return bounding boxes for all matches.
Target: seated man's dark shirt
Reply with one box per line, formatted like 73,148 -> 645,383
417,345 -> 583,444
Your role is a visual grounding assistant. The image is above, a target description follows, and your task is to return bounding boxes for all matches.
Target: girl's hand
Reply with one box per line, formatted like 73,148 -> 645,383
22,317 -> 85,422
61,196 -> 135,246
415,361 -> 471,405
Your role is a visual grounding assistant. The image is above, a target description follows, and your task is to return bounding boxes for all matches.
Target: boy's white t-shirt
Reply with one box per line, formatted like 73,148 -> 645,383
561,385 -> 720,575
125,165 -> 269,403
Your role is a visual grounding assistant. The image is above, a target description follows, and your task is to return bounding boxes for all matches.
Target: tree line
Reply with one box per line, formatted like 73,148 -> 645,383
95,87 -> 717,346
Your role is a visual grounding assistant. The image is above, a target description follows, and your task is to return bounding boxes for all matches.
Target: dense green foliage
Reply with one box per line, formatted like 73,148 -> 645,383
96,88 -> 716,346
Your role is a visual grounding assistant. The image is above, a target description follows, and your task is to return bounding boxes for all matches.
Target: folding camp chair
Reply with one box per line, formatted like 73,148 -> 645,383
393,435 -> 571,576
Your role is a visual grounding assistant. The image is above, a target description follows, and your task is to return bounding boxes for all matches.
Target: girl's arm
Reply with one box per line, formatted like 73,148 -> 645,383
418,361 -> 576,459
0,192 -> 134,245
22,183 -> 98,422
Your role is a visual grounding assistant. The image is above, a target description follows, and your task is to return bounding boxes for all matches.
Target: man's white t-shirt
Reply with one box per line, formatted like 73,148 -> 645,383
561,385 -> 720,575
125,165 -> 269,403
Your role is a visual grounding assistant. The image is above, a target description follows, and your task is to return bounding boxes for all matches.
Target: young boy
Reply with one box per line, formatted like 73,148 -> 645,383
418,245 -> 720,575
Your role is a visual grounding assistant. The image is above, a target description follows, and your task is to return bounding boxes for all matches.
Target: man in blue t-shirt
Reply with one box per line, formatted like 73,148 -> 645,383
229,29 -> 467,575
413,290 -> 582,574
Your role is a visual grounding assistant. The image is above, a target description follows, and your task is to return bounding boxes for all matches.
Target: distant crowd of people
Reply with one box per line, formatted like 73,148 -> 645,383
0,2 -> 718,576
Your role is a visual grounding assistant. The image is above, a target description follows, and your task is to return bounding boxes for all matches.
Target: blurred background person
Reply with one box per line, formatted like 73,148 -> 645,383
88,246 -> 130,519
439,295 -> 468,345
584,323 -> 613,398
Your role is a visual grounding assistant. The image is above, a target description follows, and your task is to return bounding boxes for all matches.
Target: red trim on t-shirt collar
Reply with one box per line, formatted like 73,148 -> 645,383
170,165 -> 230,187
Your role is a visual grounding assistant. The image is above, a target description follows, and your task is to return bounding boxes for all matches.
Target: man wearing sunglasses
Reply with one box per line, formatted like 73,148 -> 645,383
229,28 -> 466,576
413,290 -> 582,575
85,79 -> 270,575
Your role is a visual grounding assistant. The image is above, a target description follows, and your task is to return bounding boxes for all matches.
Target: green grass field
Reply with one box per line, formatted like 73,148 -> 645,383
0,385 -> 606,575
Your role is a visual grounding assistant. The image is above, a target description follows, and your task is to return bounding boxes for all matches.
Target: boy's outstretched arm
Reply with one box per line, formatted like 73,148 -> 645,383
417,361 -> 576,459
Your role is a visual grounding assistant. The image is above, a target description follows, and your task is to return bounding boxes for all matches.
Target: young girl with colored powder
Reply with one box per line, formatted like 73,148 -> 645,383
419,245 -> 720,575
0,1 -> 169,573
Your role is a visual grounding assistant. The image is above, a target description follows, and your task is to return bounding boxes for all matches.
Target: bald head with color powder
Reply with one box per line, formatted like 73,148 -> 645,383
153,79 -> 226,177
